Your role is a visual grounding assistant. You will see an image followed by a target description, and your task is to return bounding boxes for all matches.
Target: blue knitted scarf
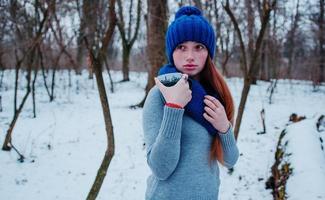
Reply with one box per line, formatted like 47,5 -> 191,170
158,64 -> 222,136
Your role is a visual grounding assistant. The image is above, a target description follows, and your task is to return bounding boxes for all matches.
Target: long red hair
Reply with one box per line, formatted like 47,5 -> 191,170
200,56 -> 235,164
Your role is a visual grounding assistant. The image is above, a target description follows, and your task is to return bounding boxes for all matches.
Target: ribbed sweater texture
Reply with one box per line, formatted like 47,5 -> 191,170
143,87 -> 239,200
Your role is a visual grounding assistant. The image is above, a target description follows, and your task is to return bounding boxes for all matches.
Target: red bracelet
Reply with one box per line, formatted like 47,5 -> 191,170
165,102 -> 183,109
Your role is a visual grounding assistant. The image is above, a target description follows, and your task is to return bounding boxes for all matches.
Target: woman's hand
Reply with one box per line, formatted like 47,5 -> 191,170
203,95 -> 230,134
154,74 -> 192,108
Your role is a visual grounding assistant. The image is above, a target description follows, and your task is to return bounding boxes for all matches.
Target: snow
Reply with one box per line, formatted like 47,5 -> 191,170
0,70 -> 325,200
285,119 -> 325,199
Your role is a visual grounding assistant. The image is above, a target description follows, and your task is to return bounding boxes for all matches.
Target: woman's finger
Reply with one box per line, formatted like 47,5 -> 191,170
154,77 -> 166,91
203,113 -> 214,124
203,99 -> 217,111
204,106 -> 217,118
205,95 -> 222,108
175,74 -> 187,86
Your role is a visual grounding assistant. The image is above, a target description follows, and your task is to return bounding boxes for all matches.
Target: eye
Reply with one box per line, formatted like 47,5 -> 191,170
176,44 -> 186,51
195,44 -> 206,50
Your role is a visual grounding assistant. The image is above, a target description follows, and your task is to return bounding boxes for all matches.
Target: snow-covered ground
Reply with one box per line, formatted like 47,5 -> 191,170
285,119 -> 325,199
0,70 -> 324,200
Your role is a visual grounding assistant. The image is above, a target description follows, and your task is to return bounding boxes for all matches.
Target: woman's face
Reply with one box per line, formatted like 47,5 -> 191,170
172,41 -> 208,79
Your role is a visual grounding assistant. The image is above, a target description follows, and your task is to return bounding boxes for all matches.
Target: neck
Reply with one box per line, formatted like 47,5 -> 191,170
192,74 -> 201,81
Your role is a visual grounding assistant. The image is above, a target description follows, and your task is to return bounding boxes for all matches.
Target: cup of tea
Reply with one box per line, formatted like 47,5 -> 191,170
157,72 -> 183,87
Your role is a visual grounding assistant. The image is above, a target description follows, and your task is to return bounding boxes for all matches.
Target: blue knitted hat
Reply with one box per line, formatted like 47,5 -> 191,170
166,6 -> 216,64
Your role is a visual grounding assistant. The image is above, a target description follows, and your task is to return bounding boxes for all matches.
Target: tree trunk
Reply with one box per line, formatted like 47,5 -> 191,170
247,0 -> 258,84
234,78 -> 251,139
2,0 -> 52,151
14,58 -> 19,113
260,41 -> 267,80
193,0 -> 203,10
122,47 -> 131,81
84,0 -> 117,198
75,0 -> 87,75
270,5 -> 278,80
103,55 -> 115,93
246,0 -> 254,61
68,69 -> 72,88
213,0 -> 220,60
2,51 -> 34,150
116,0 -> 142,82
32,68 -> 38,118
224,0 -> 276,139
39,48 -> 52,101
137,0 -> 168,107
0,96 -> 2,112
220,29 -> 232,77
287,0 -> 300,79
260,24 -> 271,81
0,68 -> 4,89
318,0 -> 325,83
50,67 -> 56,102
86,57 -> 115,200
221,51 -> 231,77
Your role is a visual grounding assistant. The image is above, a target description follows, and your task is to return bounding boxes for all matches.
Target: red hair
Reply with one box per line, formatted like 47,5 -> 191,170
200,56 -> 235,164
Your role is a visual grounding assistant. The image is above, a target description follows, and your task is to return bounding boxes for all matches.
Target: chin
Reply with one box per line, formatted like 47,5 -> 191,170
186,71 -> 199,77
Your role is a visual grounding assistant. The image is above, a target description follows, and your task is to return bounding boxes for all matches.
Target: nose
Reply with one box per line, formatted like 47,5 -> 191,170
185,49 -> 194,62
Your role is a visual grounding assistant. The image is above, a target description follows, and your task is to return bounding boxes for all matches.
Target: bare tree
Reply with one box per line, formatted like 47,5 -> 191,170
75,0 -> 86,75
223,0 -> 277,139
31,55 -> 39,118
50,3 -> 78,71
2,0 -> 53,151
136,0 -> 168,107
81,0 -> 117,199
246,0 -> 255,63
317,0 -> 325,84
258,0 -> 280,81
193,0 -> 202,10
0,2 -> 7,109
116,0 -> 142,81
286,0 -> 300,79
213,0 -> 234,76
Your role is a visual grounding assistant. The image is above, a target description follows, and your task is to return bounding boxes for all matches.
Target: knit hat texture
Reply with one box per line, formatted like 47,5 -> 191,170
165,6 -> 216,64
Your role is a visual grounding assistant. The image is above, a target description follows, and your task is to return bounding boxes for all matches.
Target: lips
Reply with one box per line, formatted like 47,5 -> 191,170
183,64 -> 197,70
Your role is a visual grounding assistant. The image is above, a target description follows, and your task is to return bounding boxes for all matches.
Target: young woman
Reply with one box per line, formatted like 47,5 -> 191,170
142,6 -> 239,200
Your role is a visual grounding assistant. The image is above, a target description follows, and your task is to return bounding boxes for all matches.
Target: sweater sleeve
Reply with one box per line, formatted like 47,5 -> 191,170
142,86 -> 184,180
218,124 -> 239,169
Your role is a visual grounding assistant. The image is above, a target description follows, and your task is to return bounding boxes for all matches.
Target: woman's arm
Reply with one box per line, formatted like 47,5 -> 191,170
218,125 -> 239,168
142,87 -> 184,180
203,95 -> 239,168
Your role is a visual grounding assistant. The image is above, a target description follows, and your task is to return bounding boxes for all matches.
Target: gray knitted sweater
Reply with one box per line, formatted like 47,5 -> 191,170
143,86 -> 239,200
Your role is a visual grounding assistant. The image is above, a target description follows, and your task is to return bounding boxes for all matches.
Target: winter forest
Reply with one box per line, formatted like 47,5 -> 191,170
0,0 -> 325,199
